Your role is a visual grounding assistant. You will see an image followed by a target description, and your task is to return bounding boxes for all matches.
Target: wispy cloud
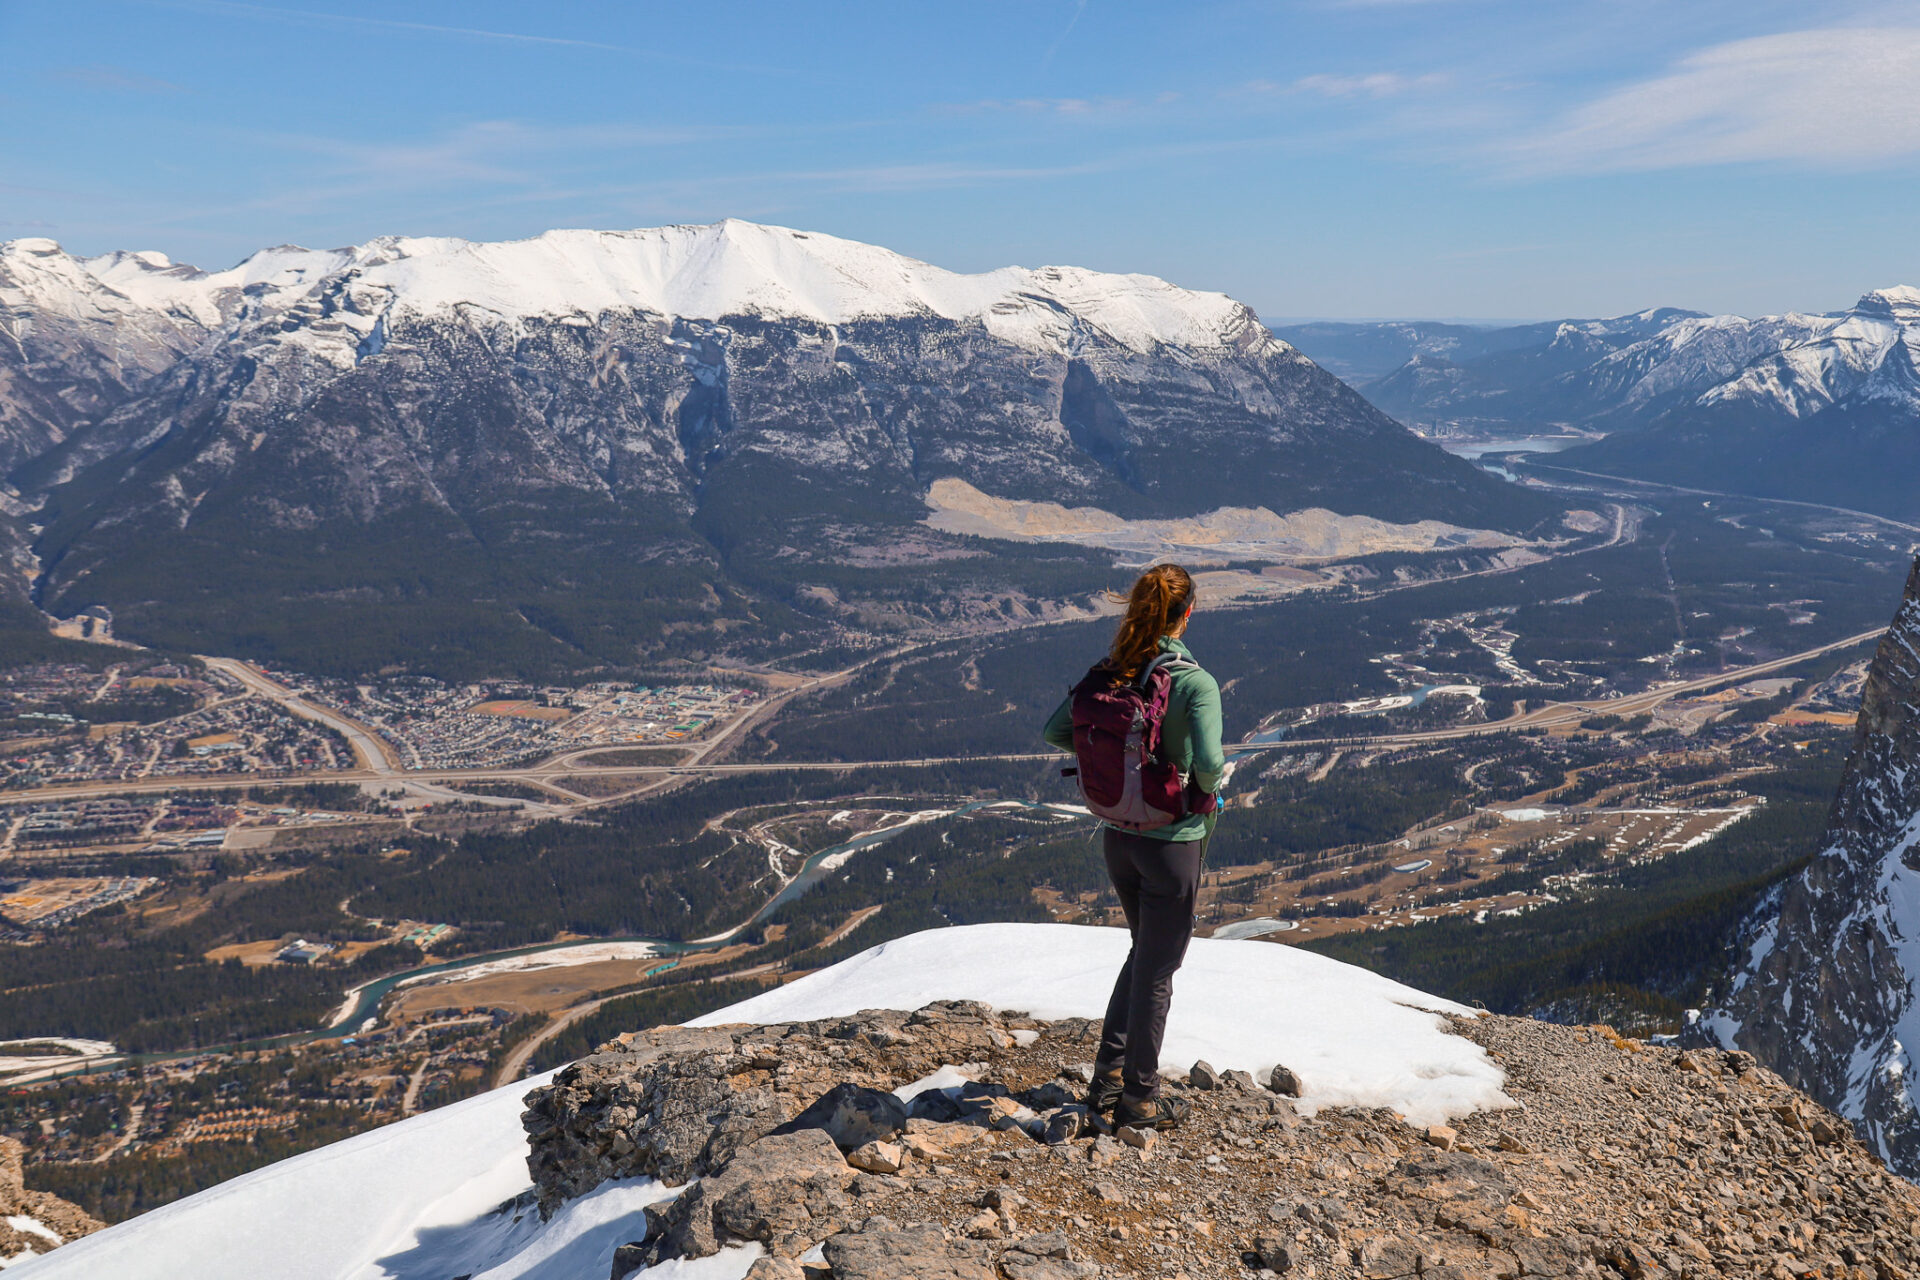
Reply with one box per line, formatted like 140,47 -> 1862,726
1293,71 -> 1450,98
937,92 -> 1180,118
234,121 -> 1303,231
146,0 -> 800,75
52,65 -> 185,94
1506,26 -> 1920,172
685,135 -> 1299,197
773,159 -> 1113,193
1234,71 -> 1450,100
291,121 -> 733,180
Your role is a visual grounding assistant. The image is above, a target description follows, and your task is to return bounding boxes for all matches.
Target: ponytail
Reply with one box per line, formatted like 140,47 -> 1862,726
1107,564 -> 1194,679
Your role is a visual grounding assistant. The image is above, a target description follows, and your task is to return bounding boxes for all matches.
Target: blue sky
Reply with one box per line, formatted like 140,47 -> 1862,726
9,0 -> 1920,318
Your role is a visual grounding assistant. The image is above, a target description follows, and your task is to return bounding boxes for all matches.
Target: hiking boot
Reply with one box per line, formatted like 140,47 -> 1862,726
1114,1092 -> 1191,1131
1083,1065 -> 1125,1114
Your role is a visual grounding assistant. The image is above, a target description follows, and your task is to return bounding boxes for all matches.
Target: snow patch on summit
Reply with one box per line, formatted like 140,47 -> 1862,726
691,922 -> 1512,1126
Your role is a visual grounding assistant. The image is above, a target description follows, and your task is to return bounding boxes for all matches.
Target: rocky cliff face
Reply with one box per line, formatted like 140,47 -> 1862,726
1696,557 -> 1920,1175
0,222 -> 1560,675
0,1135 -> 104,1265
523,1002 -> 1920,1279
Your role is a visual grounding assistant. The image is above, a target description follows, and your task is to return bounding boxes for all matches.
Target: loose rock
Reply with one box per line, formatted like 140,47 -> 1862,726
1268,1065 -> 1303,1097
520,1000 -> 1920,1279
846,1140 -> 906,1174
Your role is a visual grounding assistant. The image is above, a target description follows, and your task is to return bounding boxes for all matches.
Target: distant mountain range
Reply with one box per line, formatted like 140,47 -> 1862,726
1276,289 -> 1920,521
0,222 -> 1555,677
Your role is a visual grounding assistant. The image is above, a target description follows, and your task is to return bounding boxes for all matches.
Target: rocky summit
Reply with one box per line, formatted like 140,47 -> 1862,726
1698,557 -> 1920,1178
521,1001 -> 1920,1279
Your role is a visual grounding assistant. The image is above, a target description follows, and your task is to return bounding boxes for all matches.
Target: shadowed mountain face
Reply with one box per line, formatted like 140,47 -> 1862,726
1695,557 -> 1920,1175
1,223 -> 1557,677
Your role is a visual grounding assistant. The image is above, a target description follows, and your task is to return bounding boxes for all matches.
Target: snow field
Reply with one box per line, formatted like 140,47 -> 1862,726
10,221 -> 1260,357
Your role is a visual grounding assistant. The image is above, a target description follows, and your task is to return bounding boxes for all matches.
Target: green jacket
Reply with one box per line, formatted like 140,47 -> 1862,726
1042,635 -> 1226,843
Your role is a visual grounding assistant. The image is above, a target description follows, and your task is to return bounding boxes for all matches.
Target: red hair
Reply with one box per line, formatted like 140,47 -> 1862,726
1107,564 -> 1194,679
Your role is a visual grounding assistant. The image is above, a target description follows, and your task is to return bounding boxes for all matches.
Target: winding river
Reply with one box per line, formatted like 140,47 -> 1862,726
85,798 -> 1084,1072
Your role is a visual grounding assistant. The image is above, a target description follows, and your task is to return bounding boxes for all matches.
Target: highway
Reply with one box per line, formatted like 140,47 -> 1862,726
3,626 -> 1883,809
199,657 -> 402,775
1,494 -> 1650,814
1251,624 -> 1887,750
1519,461 -> 1920,540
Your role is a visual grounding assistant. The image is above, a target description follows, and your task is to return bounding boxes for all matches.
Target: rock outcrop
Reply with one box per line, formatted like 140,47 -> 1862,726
521,1002 -> 1019,1216
1696,556 -> 1920,1176
523,1003 -> 1920,1279
0,1135 -> 104,1264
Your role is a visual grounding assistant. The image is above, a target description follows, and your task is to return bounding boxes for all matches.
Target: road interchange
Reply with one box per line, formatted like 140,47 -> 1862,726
2,625 -> 1882,811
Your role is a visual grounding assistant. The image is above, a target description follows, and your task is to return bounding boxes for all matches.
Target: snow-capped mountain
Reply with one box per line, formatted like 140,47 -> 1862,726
1269,309 -> 1703,385
17,923 -> 1507,1280
1328,304 -> 1846,434
0,221 -> 1554,675
1287,290 -> 1920,520
1694,557 -> 1920,1175
0,221 -> 1257,485
1568,289 -> 1920,518
0,240 -> 212,477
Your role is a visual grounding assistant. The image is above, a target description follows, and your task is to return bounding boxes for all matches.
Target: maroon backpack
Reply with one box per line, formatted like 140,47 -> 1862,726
1063,653 -> 1217,831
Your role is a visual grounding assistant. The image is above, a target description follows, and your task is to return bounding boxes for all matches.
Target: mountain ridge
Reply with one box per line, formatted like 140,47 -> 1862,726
4,221 -> 1264,358
0,221 -> 1558,678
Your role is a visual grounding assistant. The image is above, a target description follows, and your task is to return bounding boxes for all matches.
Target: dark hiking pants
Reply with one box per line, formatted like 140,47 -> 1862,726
1096,825 -> 1204,1100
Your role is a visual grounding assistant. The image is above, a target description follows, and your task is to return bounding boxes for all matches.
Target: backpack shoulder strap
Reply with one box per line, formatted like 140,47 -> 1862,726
1138,652 -> 1197,687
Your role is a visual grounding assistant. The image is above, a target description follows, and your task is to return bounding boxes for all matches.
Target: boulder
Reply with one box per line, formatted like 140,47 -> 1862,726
643,1128 -> 855,1263
821,1220 -> 997,1280
1253,1234 -> 1303,1273
1004,1228 -> 1103,1279
1005,1257 -> 1097,1277
1041,1105 -> 1091,1145
776,1083 -> 909,1152
1022,1081 -> 1079,1111
1382,1151 -> 1511,1210
522,1026 -> 781,1215
609,1241 -> 649,1280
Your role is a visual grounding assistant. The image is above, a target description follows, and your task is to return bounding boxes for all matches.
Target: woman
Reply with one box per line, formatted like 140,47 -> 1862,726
1042,564 -> 1225,1130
